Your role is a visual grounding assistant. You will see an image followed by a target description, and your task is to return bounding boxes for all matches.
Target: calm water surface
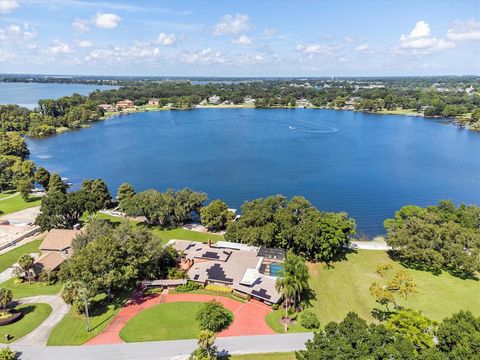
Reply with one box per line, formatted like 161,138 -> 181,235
0,82 -> 118,108
27,109 -> 480,236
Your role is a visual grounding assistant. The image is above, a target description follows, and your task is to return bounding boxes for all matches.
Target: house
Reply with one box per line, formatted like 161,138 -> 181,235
243,96 -> 256,105
296,98 -> 310,108
98,103 -> 116,112
208,95 -> 221,105
116,99 -> 134,110
33,229 -> 79,275
168,239 -> 285,305
148,98 -> 159,106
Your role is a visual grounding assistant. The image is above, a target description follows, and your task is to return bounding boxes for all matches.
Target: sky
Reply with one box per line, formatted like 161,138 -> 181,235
0,0 -> 479,77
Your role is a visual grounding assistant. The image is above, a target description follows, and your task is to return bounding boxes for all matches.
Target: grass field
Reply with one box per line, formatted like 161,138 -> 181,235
94,212 -> 224,245
120,302 -> 210,342
48,292 -> 129,345
0,240 -> 41,273
0,192 -> 42,215
0,278 -> 63,299
226,353 -> 295,360
265,310 -> 310,334
0,303 -> 52,343
305,250 -> 480,326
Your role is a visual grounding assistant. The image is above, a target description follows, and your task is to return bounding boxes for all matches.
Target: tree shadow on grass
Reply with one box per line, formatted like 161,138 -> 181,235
26,196 -> 42,203
371,307 -> 397,322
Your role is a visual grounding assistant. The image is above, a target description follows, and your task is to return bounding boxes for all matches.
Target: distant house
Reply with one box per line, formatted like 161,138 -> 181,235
296,98 -> 310,108
168,239 -> 285,305
98,103 -> 116,112
208,95 -> 221,105
465,86 -> 476,96
33,229 -> 79,275
243,96 -> 256,105
148,98 -> 160,106
116,99 -> 134,110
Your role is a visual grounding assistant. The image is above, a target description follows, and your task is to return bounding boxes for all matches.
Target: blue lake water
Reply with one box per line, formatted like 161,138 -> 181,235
0,82 -> 118,108
26,108 -> 480,236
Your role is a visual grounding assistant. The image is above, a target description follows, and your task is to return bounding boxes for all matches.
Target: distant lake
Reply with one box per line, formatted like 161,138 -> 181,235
0,82 -> 118,108
27,109 -> 480,236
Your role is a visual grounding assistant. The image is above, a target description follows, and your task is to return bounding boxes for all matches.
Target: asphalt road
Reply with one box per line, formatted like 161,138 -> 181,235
4,333 -> 313,360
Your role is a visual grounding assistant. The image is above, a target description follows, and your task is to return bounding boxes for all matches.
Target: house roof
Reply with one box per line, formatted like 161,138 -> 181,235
40,229 -> 79,252
33,251 -> 68,273
257,246 -> 286,261
144,279 -> 187,287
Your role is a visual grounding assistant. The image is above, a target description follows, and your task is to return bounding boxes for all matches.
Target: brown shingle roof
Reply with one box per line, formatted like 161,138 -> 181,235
40,229 -> 79,252
33,251 -> 68,273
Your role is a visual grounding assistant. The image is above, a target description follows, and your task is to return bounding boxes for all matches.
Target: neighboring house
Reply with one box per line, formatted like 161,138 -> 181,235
243,96 -> 256,105
116,99 -> 134,110
208,95 -> 221,105
296,98 -> 310,108
168,239 -> 285,305
148,98 -> 159,106
98,103 -> 116,112
33,229 -> 79,275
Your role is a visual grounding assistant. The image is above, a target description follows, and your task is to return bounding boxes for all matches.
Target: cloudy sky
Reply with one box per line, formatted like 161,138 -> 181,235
0,0 -> 479,76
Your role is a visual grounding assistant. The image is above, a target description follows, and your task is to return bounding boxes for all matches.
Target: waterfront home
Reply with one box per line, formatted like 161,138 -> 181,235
98,103 -> 116,112
116,99 -> 134,110
32,229 -> 79,276
296,98 -> 310,108
208,95 -> 221,105
243,96 -> 256,105
167,239 -> 285,305
148,98 -> 160,106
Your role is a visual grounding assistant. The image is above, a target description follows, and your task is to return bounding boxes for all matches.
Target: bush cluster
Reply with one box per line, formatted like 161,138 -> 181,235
205,284 -> 233,294
176,281 -> 203,293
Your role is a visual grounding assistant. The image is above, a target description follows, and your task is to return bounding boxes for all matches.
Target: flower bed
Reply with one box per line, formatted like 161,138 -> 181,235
0,310 -> 23,326
205,284 -> 233,294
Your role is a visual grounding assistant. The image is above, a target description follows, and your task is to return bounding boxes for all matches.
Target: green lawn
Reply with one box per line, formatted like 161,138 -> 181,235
48,292 -> 129,345
0,192 -> 42,215
306,250 -> 480,326
0,240 -> 42,273
0,278 -> 62,299
120,302 -> 213,342
225,353 -> 295,360
0,303 -> 52,343
265,310 -> 310,334
93,212 -> 224,245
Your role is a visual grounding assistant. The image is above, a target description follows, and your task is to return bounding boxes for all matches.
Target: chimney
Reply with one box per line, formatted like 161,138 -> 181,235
208,239 -> 212,248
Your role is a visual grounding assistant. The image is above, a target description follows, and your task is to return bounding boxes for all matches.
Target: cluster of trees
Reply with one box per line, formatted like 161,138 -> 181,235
36,178 -> 111,231
297,310 -> 480,360
225,195 -> 356,262
60,219 -> 176,312
384,200 -> 480,278
118,184 -> 207,228
200,199 -> 233,230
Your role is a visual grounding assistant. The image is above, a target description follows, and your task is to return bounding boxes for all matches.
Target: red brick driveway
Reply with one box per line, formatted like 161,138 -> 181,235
86,291 -> 273,345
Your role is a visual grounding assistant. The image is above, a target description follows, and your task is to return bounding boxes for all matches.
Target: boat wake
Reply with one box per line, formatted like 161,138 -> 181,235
288,124 -> 338,133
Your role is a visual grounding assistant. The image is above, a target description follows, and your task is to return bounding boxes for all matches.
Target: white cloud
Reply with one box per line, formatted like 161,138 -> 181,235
8,24 -> 20,33
447,20 -> 480,42
232,35 -> 252,45
73,18 -> 90,32
0,29 -> 6,41
180,48 -> 226,64
0,0 -> 18,14
0,48 -> 14,61
77,40 -> 92,48
354,44 -> 369,52
296,43 -> 339,56
46,40 -> 73,55
212,13 -> 250,35
398,21 -> 455,54
155,32 -> 176,46
94,13 -> 121,29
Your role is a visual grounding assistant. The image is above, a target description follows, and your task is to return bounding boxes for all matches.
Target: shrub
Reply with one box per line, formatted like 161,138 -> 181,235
0,288 -> 13,310
196,300 -> 233,333
168,267 -> 188,280
205,284 -> 233,294
176,281 -> 203,293
272,303 -> 279,310
0,347 -> 17,360
232,290 -> 249,301
300,310 -> 320,329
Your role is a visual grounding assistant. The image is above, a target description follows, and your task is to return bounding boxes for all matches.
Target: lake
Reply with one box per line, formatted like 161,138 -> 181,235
26,108 -> 480,236
0,82 -> 118,108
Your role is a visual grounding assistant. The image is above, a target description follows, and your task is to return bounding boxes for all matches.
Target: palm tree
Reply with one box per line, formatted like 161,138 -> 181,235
281,251 -> 310,309
17,254 -> 35,284
0,288 -> 13,310
275,272 -> 296,331
196,330 -> 216,358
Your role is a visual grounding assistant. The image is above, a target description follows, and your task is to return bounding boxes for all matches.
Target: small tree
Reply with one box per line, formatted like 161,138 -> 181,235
190,330 -> 217,360
0,347 -> 17,360
300,310 -> 320,329
35,167 -> 50,190
200,199 -> 232,230
195,300 -> 233,333
117,183 -> 135,206
47,173 -> 66,194
0,288 -> 13,310
15,254 -> 35,284
370,264 -> 417,311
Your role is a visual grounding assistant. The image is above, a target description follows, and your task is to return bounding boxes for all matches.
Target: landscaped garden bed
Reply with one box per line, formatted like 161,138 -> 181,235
0,310 -> 23,326
0,303 -> 52,343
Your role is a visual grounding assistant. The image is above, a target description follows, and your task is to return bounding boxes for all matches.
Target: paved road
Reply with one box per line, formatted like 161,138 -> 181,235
3,333 -> 313,360
14,295 -> 70,346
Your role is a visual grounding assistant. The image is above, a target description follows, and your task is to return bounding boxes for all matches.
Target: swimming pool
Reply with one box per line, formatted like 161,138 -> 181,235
270,263 -> 284,276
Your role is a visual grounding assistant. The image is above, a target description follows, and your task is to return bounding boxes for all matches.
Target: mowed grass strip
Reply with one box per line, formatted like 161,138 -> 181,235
0,303 -> 52,343
0,278 -> 63,299
120,302 -> 208,342
0,193 -> 42,215
48,292 -> 129,346
308,250 -> 480,325
0,240 -> 41,273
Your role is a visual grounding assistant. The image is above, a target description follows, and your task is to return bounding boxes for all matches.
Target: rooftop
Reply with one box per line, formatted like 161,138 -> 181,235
40,229 -> 79,252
